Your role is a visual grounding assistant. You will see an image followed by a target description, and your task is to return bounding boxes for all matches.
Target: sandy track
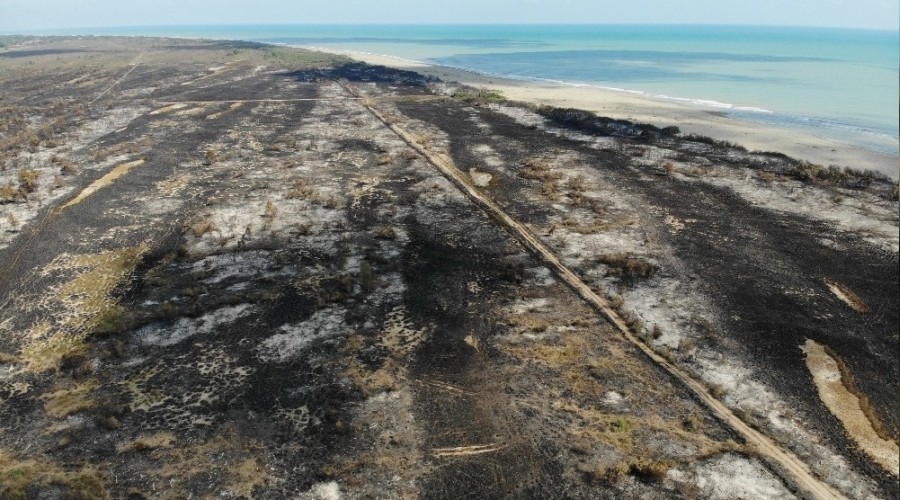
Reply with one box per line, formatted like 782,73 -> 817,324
343,82 -> 847,500
91,52 -> 143,103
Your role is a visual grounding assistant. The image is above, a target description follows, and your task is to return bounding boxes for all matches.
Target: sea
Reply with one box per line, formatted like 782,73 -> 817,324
38,24 -> 900,157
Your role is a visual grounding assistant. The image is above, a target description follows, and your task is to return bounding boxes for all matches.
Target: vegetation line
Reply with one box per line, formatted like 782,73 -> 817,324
342,81 -> 847,500
155,98 -> 363,105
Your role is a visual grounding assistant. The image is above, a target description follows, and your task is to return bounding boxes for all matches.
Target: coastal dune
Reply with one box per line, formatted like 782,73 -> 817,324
309,47 -> 899,179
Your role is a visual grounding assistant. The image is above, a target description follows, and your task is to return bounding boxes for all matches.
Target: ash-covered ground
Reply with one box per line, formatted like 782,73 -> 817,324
0,37 -> 896,499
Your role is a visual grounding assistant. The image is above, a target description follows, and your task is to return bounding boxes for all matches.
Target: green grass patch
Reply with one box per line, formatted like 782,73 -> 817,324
451,88 -> 505,104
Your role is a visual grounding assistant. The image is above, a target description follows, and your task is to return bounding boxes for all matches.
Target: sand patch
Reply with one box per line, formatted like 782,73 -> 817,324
824,279 -> 869,313
802,339 -> 899,475
468,168 -> 493,187
21,244 -> 147,372
206,102 -> 243,120
149,102 -> 189,115
62,159 -> 144,209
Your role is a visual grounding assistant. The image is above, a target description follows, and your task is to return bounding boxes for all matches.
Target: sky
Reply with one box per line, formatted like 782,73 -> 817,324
1,0 -> 898,32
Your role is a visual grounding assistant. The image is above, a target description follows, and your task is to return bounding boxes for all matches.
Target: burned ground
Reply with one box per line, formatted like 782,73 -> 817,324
0,36 -> 897,499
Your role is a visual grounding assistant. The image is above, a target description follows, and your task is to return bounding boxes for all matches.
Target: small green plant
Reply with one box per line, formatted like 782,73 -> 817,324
451,88 -> 505,104
610,418 -> 630,432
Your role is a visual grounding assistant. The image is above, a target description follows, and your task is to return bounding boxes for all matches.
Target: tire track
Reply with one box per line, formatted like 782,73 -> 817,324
91,52 -> 143,104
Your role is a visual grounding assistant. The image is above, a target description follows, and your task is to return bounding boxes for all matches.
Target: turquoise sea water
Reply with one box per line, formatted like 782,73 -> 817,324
39,25 -> 900,156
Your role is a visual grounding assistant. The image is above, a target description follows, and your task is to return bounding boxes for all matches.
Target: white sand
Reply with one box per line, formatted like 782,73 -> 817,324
311,47 -> 898,180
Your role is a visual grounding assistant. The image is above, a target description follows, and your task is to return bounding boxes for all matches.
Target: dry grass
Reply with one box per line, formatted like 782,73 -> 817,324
92,138 -> 152,162
50,155 -> 77,175
284,179 -> 338,208
0,183 -> 18,202
567,174 -> 588,193
374,226 -> 397,240
116,432 -> 176,453
399,150 -> 419,161
92,305 -> 133,337
520,157 -> 562,182
345,357 -> 403,396
595,254 -> 658,281
41,380 -> 99,418
0,452 -> 107,500
755,170 -> 776,184
263,200 -> 278,220
189,219 -> 217,238
22,244 -> 147,372
821,344 -> 897,444
711,384 -> 728,399
557,216 -> 614,234
589,456 -> 672,485
285,179 -> 315,200
17,169 -> 40,194
143,427 -> 274,497
508,313 -> 550,333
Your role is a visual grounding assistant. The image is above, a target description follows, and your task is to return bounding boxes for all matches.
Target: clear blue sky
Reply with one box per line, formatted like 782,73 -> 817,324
2,0 -> 898,32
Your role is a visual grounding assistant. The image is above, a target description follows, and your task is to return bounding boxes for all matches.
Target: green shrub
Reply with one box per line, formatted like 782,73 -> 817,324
451,88 -> 505,104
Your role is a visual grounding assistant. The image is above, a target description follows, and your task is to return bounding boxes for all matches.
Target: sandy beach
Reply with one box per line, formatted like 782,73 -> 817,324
308,47 -> 899,179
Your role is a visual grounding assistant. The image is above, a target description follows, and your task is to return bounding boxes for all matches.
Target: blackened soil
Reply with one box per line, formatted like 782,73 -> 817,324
1,37 -> 895,499
398,98 -> 899,495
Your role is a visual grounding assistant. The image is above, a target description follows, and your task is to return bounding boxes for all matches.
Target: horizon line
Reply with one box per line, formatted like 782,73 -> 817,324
4,22 -> 899,34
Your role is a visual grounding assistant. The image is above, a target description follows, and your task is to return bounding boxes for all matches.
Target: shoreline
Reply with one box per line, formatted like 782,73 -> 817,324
305,46 -> 899,179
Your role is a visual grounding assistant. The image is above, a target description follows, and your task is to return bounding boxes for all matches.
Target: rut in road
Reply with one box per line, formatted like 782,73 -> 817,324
341,81 -> 847,500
